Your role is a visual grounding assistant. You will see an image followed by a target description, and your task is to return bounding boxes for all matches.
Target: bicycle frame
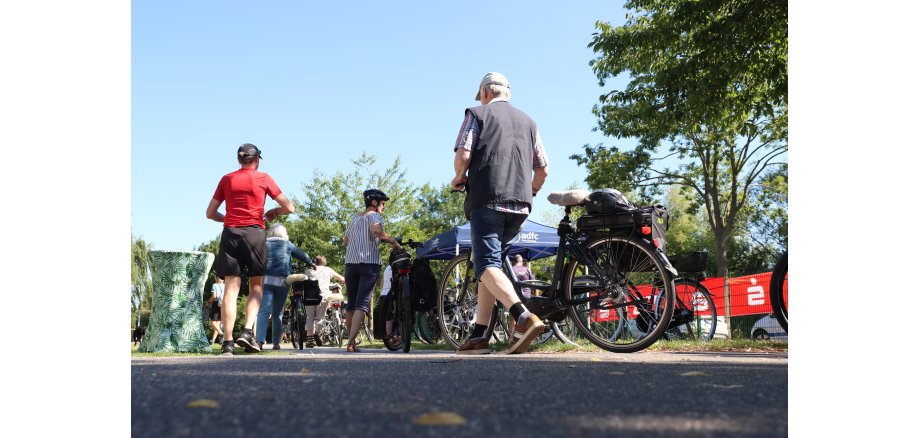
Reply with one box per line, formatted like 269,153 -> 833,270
498,206 -> 672,320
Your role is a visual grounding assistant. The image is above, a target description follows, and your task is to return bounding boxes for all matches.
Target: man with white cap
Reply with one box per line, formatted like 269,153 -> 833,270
450,72 -> 550,354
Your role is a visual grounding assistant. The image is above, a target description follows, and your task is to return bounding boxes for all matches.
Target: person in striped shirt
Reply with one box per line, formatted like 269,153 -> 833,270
342,189 -> 401,352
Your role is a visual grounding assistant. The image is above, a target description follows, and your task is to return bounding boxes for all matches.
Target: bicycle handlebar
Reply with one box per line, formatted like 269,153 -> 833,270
395,237 -> 424,249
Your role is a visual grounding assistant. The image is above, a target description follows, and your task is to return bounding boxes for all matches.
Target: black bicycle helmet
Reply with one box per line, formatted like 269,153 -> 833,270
363,189 -> 390,206
584,188 -> 635,215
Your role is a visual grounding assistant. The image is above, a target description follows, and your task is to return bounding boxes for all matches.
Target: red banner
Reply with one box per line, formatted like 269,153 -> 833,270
584,271 -> 780,322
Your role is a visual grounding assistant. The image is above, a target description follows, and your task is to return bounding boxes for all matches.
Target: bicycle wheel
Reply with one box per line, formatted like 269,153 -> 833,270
436,253 -> 500,350
291,300 -> 305,350
551,317 -> 581,345
415,311 -> 437,344
563,235 -> 675,353
400,276 -> 413,353
382,294 -> 402,351
662,278 -> 717,341
770,251 -> 788,332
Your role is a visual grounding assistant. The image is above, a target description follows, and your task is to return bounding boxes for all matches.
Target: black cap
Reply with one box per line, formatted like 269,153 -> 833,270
237,143 -> 263,160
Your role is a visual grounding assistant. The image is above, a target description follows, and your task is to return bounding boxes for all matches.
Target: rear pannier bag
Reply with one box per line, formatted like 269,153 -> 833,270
410,258 -> 438,311
576,200 -> 670,263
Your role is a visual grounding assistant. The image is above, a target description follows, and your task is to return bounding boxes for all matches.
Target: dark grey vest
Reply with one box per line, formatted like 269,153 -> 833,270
463,101 -> 536,219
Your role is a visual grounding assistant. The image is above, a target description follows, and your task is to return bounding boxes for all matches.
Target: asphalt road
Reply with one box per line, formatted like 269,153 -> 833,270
132,347 -> 787,437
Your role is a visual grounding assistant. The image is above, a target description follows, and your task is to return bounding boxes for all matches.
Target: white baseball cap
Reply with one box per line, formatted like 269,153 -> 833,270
475,72 -> 510,100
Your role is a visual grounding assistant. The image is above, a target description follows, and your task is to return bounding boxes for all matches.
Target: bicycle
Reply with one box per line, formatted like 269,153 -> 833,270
317,292 -> 346,348
437,189 -> 678,353
285,274 -> 308,350
383,238 -> 425,352
658,251 -> 718,341
770,251 -> 788,332
334,296 -> 374,347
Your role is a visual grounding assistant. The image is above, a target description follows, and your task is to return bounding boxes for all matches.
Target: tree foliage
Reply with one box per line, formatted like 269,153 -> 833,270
573,0 -> 788,275
131,235 -> 153,329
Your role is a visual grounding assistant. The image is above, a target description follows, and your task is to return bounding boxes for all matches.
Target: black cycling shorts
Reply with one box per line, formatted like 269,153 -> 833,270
209,302 -> 222,321
215,226 -> 267,278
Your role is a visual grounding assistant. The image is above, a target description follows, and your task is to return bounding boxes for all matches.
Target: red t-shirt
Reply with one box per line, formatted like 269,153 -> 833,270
212,168 -> 282,229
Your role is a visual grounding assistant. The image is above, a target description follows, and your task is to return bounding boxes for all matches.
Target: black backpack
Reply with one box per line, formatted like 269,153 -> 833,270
292,276 -> 323,306
410,258 -> 438,311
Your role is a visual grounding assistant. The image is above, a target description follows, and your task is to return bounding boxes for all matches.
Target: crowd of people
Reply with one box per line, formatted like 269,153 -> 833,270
199,71 -> 548,356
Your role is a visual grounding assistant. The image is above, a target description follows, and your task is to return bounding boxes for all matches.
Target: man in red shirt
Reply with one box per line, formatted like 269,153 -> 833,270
206,143 -> 295,355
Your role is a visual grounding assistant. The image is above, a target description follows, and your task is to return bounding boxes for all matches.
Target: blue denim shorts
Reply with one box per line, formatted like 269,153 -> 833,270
469,207 -> 528,280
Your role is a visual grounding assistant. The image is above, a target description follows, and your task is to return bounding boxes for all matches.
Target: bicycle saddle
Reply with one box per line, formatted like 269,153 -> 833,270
325,293 -> 345,303
547,189 -> 591,206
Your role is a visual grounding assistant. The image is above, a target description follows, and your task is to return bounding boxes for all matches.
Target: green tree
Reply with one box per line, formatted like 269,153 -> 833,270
573,0 -> 788,275
131,235 -> 153,329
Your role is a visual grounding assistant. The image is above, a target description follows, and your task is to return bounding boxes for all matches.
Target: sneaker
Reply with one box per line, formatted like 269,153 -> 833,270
503,314 -> 544,354
216,335 -> 223,344
457,337 -> 491,355
236,329 -> 261,353
221,341 -> 235,356
272,343 -> 281,350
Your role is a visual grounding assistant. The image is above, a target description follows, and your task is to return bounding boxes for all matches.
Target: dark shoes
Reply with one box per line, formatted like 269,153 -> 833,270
314,334 -> 323,347
236,329 -> 261,353
504,314 -> 544,354
272,343 -> 281,350
221,341 -> 235,356
457,336 -> 491,355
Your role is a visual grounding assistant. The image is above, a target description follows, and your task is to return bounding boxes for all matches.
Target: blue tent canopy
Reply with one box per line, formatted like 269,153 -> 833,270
415,219 -> 559,261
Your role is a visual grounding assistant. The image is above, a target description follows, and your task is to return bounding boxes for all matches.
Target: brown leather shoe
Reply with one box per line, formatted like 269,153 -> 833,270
504,314 -> 544,354
456,337 -> 491,355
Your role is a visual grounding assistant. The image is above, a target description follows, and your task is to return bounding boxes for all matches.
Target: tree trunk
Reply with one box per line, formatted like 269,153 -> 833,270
712,231 -> 730,277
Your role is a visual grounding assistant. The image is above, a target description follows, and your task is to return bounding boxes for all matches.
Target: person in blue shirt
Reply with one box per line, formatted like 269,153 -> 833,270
256,223 -> 314,350
206,275 -> 225,344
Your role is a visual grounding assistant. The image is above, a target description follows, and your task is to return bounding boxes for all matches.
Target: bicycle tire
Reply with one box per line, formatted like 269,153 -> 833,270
292,299 -> 305,350
551,317 -> 580,345
382,294 -> 402,351
400,276 -> 413,353
770,251 -> 788,332
563,235 -> 675,353
663,278 -> 717,341
414,311 -> 438,344
436,253 -> 500,350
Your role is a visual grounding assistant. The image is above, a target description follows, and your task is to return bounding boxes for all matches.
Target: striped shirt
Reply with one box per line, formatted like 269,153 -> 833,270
454,97 -> 549,215
345,212 -> 384,265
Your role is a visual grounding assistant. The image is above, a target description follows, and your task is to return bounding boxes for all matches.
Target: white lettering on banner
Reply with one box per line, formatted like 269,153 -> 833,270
747,278 -> 765,306
693,292 -> 710,311
514,231 -> 539,243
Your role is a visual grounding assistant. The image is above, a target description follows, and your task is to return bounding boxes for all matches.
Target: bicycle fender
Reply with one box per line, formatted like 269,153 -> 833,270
657,249 -> 679,277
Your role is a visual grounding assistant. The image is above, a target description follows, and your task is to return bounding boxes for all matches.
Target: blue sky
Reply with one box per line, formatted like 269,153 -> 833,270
7,1 -> 920,434
131,1 -> 632,250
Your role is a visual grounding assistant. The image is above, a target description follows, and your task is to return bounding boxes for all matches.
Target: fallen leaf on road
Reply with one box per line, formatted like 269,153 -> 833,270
568,365 -> 577,368
186,399 -> 219,409
590,357 -> 602,362
680,371 -> 709,377
413,412 -> 467,425
300,368 -> 310,374
302,379 -> 314,383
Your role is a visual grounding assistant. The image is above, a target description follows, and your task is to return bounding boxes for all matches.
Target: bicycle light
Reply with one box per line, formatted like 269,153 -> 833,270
641,226 -> 652,235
